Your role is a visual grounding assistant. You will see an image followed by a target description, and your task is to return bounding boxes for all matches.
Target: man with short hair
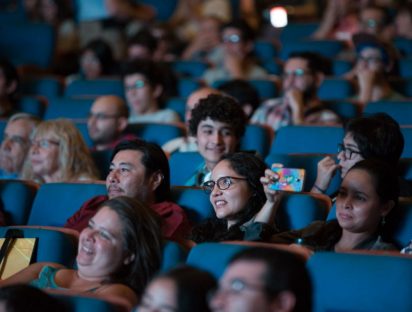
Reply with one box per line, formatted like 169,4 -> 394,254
0,113 -> 40,179
65,139 -> 191,241
88,95 -> 135,151
210,247 -> 312,312
251,51 -> 340,131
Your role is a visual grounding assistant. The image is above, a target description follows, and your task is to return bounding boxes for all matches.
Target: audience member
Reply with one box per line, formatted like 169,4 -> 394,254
0,59 -> 19,118
88,95 -> 136,151
209,247 -> 312,312
394,3 -> 412,41
181,15 -> 224,66
70,38 -> 116,82
21,119 -> 98,183
358,4 -> 393,41
0,285 -> 68,312
162,87 -> 220,155
122,60 -> 180,123
185,94 -> 246,186
203,19 -> 268,85
64,139 -> 191,242
251,52 -> 340,131
0,113 -> 40,179
0,196 -> 163,310
271,159 -> 399,252
311,113 -> 410,196
345,33 -> 403,108
190,152 -> 281,243
217,79 -> 260,119
138,266 -> 217,312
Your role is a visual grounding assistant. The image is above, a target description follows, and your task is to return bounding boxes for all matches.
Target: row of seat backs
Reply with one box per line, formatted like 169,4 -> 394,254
0,180 -> 330,231
187,242 -> 412,312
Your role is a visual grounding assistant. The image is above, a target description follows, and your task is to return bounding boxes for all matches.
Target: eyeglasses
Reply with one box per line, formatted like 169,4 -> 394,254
357,55 -> 383,65
282,68 -> 311,79
337,143 -> 362,160
210,278 -> 264,299
363,18 -> 382,29
202,176 -> 248,193
124,79 -> 147,92
222,34 -> 242,44
31,139 -> 60,149
88,112 -> 121,120
2,134 -> 27,146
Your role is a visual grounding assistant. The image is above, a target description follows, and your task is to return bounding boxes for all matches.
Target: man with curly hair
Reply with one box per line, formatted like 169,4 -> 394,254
185,94 -> 247,186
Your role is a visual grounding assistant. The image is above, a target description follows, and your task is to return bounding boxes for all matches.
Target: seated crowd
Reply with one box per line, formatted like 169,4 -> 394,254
1,0 -> 412,311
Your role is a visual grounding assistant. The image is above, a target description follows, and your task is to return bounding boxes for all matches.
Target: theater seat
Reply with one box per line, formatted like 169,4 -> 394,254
307,252 -> 412,312
0,227 -> 77,267
64,78 -> 124,99
44,98 -> 94,120
169,152 -> 204,186
364,100 -> 412,126
126,123 -> 186,147
161,240 -> 188,272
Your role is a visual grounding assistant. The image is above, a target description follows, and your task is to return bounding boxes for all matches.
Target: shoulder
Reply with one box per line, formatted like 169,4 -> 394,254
95,283 -> 138,311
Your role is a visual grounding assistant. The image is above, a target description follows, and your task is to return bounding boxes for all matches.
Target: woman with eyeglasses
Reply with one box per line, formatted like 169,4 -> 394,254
189,152 -> 282,244
21,119 -> 98,184
311,112 -> 411,196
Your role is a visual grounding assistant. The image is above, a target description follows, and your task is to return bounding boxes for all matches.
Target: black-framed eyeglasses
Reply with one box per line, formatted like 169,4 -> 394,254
337,143 -> 362,160
222,34 -> 242,44
88,112 -> 121,120
357,55 -> 383,65
202,176 -> 248,193
124,79 -> 147,92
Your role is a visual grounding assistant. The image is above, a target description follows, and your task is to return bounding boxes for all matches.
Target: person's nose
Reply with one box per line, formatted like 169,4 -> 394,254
107,169 -> 119,183
211,132 -> 223,145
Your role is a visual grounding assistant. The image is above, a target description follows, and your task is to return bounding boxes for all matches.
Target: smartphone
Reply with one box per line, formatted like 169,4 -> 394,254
269,168 -> 305,192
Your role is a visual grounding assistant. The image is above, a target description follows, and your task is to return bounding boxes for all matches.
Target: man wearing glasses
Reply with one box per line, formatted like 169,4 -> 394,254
88,95 -> 136,151
251,51 -> 340,131
210,247 -> 312,312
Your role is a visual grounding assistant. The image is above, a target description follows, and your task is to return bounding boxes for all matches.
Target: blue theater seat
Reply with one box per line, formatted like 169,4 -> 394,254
64,78 -> 124,99
241,124 -> 273,158
0,227 -> 77,266
270,125 -> 344,155
318,78 -> 355,100
364,100 -> 412,126
126,123 -> 186,147
44,98 -> 94,120
307,252 -> 412,312
0,179 -> 38,225
169,152 -> 204,186
27,182 -> 107,227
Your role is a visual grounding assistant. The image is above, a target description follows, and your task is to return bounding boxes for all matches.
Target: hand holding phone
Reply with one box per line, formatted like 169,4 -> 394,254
269,167 -> 305,192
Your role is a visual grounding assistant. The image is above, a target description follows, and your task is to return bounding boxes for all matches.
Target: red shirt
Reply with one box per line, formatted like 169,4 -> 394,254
64,195 -> 192,241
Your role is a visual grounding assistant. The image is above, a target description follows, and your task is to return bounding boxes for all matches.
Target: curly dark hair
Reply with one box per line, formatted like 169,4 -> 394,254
189,94 -> 247,138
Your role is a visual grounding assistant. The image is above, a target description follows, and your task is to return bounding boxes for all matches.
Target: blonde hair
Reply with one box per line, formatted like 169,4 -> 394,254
22,119 -> 99,183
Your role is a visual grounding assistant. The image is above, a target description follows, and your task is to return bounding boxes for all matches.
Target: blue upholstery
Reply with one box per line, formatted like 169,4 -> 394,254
17,96 -> 46,118
318,78 -> 355,100
126,123 -> 186,147
307,252 -> 412,312
171,60 -> 208,78
276,192 -> 330,231
385,199 -> 412,248
138,0 -> 178,21
364,100 -> 412,126
164,97 -> 186,121
0,22 -> 55,68
91,149 -> 113,180
254,40 -> 277,63
44,97 -> 94,120
240,124 -> 272,158
324,100 -> 360,121
394,38 -> 412,57
265,153 -> 342,196
401,127 -> 412,158
270,126 -> 344,155
74,121 -> 93,147
279,22 -> 319,43
28,182 -> 107,227
332,59 -> 353,76
399,57 -> 412,78
171,186 -> 214,224
280,39 -> 344,60
0,120 -> 7,144
54,293 -> 121,312
161,240 -> 188,272
399,158 -> 412,181
0,180 -> 38,225
21,76 -> 63,99
186,243 -> 249,278
177,78 -> 203,98
64,78 -> 125,99
213,79 -> 278,100
169,152 -> 204,186
0,227 -> 77,266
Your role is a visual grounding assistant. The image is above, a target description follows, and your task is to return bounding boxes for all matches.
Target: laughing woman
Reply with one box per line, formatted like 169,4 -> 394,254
0,196 -> 163,310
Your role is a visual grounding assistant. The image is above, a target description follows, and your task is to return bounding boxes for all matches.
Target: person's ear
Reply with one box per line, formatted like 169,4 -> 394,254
153,84 -> 163,100
150,171 -> 164,192
314,71 -> 325,88
381,200 -> 395,217
6,80 -> 17,95
116,116 -> 128,133
123,253 -> 135,265
270,290 -> 296,312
